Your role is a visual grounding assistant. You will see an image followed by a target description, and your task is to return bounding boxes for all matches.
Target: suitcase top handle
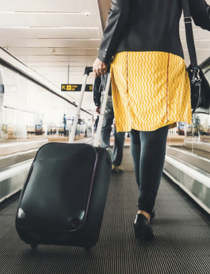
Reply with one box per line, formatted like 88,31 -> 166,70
84,67 -> 93,76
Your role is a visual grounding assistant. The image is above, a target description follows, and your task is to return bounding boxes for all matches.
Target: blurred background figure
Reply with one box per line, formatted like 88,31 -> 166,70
94,115 -> 99,133
63,114 -> 67,136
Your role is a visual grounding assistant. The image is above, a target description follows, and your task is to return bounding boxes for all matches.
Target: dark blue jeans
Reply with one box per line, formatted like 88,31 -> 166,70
100,110 -> 125,166
130,126 -> 169,215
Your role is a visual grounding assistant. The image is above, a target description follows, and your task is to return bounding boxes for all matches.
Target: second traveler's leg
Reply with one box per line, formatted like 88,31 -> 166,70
100,111 -> 113,148
112,128 -> 125,166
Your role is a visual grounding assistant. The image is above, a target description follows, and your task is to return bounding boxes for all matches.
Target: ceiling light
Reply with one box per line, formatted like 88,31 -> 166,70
0,26 -> 98,30
31,26 -> 98,30
0,38 -> 102,41
0,11 -> 94,15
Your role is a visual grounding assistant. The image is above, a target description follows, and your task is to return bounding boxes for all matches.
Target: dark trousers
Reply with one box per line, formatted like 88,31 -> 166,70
130,125 -> 169,215
100,111 -> 125,166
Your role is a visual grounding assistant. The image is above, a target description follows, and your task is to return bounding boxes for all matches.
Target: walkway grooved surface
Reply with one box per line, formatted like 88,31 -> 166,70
0,148 -> 210,273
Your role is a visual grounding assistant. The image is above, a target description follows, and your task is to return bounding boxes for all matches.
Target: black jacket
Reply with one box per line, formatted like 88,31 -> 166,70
98,0 -> 210,64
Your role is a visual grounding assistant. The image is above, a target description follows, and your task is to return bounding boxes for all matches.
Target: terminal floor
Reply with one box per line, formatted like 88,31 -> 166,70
1,148 -> 210,273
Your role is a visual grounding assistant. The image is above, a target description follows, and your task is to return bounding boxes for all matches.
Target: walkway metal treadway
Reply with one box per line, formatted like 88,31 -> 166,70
0,148 -> 210,273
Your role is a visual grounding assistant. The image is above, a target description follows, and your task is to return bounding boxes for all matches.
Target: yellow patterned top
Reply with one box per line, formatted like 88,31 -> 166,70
110,51 -> 192,132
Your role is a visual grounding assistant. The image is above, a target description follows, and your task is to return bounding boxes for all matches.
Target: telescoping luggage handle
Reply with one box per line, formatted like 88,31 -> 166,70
69,66 -> 111,147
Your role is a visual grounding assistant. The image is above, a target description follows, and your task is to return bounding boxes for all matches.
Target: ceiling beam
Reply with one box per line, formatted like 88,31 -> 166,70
97,0 -> 111,29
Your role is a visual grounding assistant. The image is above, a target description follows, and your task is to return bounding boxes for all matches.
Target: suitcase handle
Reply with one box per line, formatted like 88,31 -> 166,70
69,67 -> 111,148
68,67 -> 93,143
93,73 -> 111,147
84,67 -> 93,76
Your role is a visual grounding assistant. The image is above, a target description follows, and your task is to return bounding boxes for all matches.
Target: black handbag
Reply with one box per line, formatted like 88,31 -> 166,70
182,0 -> 210,114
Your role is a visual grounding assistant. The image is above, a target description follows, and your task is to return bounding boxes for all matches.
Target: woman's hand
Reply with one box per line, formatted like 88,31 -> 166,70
93,58 -> 107,77
96,106 -> 100,115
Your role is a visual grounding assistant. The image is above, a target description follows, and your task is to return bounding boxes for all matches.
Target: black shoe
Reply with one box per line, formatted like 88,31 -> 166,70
150,209 -> 156,221
134,214 -> 154,240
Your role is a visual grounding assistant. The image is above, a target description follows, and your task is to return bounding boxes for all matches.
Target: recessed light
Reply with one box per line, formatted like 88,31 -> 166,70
0,11 -> 95,15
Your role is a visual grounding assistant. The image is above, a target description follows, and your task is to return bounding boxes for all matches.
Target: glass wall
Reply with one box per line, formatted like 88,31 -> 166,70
0,65 -> 93,161
166,60 -> 210,168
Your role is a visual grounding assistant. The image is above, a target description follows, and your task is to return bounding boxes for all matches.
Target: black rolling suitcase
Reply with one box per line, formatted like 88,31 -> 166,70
16,67 -> 112,252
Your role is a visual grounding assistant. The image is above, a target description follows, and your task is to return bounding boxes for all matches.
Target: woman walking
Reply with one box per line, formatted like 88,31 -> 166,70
93,0 -> 210,240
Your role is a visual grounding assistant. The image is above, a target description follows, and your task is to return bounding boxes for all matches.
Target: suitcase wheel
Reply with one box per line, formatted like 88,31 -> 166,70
30,243 -> 38,249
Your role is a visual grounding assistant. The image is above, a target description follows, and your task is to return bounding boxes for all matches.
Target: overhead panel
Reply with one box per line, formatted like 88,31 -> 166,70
0,0 -> 209,113
98,0 -> 111,29
0,0 -> 105,113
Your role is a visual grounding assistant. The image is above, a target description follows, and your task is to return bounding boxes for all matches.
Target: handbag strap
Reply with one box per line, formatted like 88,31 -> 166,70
181,0 -> 203,88
181,0 -> 198,69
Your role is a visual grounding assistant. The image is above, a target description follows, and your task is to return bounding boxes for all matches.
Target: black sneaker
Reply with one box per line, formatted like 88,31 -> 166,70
112,164 -> 123,172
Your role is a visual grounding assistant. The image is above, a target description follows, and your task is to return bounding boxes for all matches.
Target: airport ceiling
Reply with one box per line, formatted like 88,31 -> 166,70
0,0 -> 210,115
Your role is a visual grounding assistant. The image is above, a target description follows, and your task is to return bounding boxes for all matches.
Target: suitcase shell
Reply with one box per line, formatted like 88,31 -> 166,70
16,68 -> 112,251
16,142 -> 111,251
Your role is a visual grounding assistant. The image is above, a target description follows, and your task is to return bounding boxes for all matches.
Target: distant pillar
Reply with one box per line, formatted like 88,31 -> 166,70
0,68 -> 4,107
